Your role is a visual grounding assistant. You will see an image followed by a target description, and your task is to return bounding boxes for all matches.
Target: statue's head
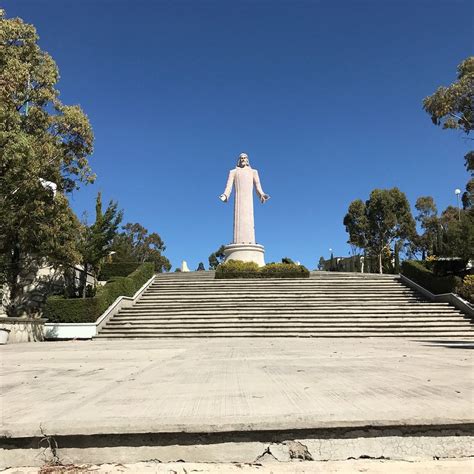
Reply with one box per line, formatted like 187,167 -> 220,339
237,153 -> 250,168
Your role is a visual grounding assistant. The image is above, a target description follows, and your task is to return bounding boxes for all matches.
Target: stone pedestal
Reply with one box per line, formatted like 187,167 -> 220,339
224,243 -> 265,267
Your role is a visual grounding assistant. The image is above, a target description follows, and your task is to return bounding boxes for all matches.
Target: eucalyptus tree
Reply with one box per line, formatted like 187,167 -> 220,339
344,189 -> 416,274
423,56 -> 473,136
414,196 -> 439,259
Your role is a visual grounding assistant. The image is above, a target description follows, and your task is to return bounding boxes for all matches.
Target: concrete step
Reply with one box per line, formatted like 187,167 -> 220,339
119,309 -> 463,317
111,315 -> 467,322
143,291 -> 419,297
127,300 -> 451,306
149,281 -> 405,287
140,296 -> 421,301
97,330 -> 474,338
104,322 -> 473,330
122,307 -> 456,314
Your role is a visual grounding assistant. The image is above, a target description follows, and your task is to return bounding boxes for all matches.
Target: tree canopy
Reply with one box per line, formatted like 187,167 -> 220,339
413,196 -> 439,259
208,245 -> 226,269
344,188 -> 416,273
0,10 -> 94,314
112,223 -> 171,273
423,56 -> 473,135
76,192 -> 122,296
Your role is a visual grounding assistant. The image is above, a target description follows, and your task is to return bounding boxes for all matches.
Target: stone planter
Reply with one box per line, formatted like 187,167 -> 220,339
0,328 -> 10,345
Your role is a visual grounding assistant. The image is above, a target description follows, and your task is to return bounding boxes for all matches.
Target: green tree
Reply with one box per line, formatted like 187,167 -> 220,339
414,196 -> 439,259
112,223 -> 171,273
366,188 -> 416,274
423,59 -> 474,260
437,206 -> 474,260
77,192 -> 122,297
208,245 -> 226,269
462,151 -> 474,210
344,189 -> 416,274
343,199 -> 369,252
423,57 -> 473,135
0,11 -> 94,315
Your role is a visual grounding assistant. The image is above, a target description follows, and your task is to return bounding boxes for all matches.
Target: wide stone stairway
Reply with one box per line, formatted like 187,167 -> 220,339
96,271 -> 474,338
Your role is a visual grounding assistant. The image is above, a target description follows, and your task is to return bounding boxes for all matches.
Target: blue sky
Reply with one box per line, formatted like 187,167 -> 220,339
5,1 -> 473,269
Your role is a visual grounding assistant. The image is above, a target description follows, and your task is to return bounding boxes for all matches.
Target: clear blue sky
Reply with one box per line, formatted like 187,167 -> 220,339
5,1 -> 473,269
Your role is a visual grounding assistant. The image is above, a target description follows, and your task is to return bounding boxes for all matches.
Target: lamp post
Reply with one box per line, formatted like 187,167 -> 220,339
455,188 -> 461,221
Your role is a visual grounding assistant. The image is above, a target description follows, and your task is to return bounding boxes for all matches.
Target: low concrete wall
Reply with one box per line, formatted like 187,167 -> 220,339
0,317 -> 46,343
44,275 -> 156,340
400,274 -> 474,319
44,323 -> 96,340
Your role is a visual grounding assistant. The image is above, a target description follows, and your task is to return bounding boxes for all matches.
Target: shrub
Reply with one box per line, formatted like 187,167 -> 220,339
43,262 -> 154,323
215,260 -> 310,279
260,263 -> 310,279
215,260 -> 260,279
401,260 -> 461,295
456,275 -> 474,304
98,262 -> 140,281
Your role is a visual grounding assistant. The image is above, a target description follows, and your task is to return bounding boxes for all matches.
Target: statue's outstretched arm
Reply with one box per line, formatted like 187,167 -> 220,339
253,170 -> 270,203
219,170 -> 235,202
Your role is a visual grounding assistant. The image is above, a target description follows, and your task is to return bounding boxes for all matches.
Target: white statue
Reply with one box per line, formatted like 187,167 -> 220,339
219,153 -> 269,265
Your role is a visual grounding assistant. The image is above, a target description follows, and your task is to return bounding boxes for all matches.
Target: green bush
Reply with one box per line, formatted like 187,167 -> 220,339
215,260 -> 310,279
456,275 -> 474,304
98,262 -> 140,281
260,262 -> 310,278
43,262 -> 154,323
401,260 -> 461,295
215,260 -> 260,279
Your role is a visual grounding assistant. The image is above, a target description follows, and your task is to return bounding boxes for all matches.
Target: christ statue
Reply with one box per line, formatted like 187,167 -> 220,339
219,153 -> 270,245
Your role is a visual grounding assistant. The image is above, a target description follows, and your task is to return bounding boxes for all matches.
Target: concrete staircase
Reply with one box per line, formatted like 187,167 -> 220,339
96,271 -> 474,338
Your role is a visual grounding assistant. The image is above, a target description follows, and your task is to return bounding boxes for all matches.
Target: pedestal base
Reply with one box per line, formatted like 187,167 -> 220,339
224,244 -> 265,267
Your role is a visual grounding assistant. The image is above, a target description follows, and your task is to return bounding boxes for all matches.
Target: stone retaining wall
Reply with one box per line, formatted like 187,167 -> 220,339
0,317 -> 46,343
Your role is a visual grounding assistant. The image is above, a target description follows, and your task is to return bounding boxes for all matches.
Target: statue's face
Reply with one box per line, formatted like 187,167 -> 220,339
237,154 -> 249,167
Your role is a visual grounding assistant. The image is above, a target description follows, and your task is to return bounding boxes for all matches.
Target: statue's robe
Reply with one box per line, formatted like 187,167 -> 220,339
222,166 -> 266,244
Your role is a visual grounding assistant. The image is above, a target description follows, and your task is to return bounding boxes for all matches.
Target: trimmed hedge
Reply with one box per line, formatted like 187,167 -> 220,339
43,262 -> 154,323
401,260 -> 461,295
215,260 -> 310,279
98,262 -> 140,281
431,258 -> 468,277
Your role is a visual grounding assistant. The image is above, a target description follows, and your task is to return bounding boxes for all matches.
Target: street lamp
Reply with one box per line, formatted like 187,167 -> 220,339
455,188 -> 461,221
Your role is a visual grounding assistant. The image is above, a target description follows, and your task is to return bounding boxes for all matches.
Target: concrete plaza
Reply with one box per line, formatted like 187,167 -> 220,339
2,337 -> 473,436
1,337 -> 473,467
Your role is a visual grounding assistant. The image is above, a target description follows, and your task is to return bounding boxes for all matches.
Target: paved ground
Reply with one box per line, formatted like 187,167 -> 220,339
1,337 -> 473,437
2,459 -> 473,473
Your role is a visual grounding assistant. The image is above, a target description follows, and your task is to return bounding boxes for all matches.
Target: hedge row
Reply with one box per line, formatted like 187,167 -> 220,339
43,262 -> 154,323
425,258 -> 468,277
98,262 -> 140,281
215,260 -> 310,279
401,260 -> 461,295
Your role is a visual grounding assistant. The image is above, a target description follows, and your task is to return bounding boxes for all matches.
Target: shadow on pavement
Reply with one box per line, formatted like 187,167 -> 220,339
413,340 -> 474,350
